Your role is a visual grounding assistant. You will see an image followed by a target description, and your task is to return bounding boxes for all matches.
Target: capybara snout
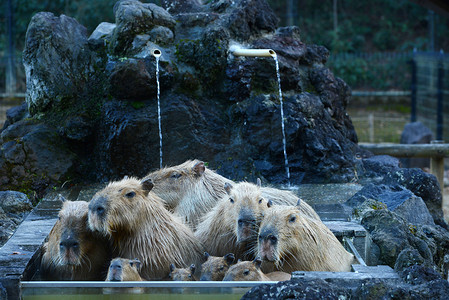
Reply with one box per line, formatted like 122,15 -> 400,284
88,195 -> 107,219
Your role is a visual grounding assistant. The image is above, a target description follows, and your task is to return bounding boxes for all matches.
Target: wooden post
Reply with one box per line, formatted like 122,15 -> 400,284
430,140 -> 445,190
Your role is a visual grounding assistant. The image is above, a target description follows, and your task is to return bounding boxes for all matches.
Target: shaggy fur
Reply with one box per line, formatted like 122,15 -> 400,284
40,200 -> 111,280
143,159 -> 232,229
106,258 -> 144,281
88,177 -> 204,280
200,252 -> 236,281
222,258 -> 291,281
257,205 -> 355,272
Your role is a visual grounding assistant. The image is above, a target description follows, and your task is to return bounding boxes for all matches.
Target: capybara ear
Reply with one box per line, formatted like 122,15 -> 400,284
190,264 -> 196,275
170,263 -> 175,272
253,257 -> 262,269
132,258 -> 142,270
141,178 -> 154,195
267,200 -> 273,208
256,178 -> 261,187
124,175 -> 129,180
224,253 -> 235,265
57,194 -> 67,203
296,198 -> 301,207
224,182 -> 233,195
204,252 -> 210,260
193,161 -> 206,176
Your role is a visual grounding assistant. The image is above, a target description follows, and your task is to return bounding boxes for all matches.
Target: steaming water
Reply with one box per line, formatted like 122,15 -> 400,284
155,55 -> 163,169
273,54 -> 291,182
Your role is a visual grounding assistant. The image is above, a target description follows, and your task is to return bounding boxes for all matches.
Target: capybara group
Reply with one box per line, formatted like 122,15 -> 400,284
257,204 -> 356,273
106,258 -> 144,281
200,252 -> 236,281
88,177 -> 204,280
223,257 -> 291,281
40,199 -> 111,280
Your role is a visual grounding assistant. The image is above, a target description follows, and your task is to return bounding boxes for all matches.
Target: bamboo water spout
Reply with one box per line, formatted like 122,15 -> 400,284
231,48 -> 276,57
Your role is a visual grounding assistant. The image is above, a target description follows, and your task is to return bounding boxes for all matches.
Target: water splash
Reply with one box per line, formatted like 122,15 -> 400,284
155,55 -> 163,169
273,54 -> 290,183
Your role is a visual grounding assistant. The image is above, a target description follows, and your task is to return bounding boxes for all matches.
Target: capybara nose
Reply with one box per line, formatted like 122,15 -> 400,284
89,196 -> 107,216
95,205 -> 105,216
60,238 -> 79,250
259,229 -> 278,245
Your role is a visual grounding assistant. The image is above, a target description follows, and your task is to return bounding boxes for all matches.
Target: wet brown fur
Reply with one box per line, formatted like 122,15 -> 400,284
106,258 -> 144,281
40,200 -> 111,280
222,258 -> 291,281
143,160 -> 233,229
88,177 -> 204,280
200,252 -> 235,281
257,205 -> 355,273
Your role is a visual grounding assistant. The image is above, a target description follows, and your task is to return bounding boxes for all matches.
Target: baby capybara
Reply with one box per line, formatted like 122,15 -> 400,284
200,252 -> 236,281
257,204 -> 356,273
168,263 -> 197,281
106,258 -> 144,281
88,177 -> 204,280
40,199 -> 111,280
222,257 -> 291,281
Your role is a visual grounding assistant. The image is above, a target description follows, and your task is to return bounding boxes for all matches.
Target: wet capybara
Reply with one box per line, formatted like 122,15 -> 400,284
88,177 -> 204,280
168,263 -> 197,281
200,252 -> 235,281
106,258 -> 144,281
143,159 -> 233,229
222,257 -> 291,281
40,199 -> 111,280
195,180 -> 320,260
257,204 -> 356,273
144,160 -> 318,229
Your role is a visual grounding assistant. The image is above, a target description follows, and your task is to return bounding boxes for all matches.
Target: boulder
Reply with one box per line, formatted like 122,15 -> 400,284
23,12 -> 95,115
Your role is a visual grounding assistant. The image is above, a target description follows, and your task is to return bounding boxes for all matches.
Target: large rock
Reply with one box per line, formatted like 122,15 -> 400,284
400,122 -> 433,168
0,120 -> 75,199
382,168 -> 447,229
23,12 -> 95,115
346,183 -> 435,226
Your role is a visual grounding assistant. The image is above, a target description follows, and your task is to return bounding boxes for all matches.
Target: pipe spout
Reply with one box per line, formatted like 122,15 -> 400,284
231,48 -> 276,58
152,48 -> 162,58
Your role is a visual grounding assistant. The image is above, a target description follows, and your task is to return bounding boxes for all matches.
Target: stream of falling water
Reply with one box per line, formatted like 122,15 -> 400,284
155,55 -> 163,169
273,54 -> 291,182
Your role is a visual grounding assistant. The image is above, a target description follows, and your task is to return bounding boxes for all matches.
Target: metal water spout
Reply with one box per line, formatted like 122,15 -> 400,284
231,48 -> 276,57
152,48 -> 162,58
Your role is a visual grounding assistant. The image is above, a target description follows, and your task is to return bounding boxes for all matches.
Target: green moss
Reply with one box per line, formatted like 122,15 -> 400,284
131,101 -> 145,109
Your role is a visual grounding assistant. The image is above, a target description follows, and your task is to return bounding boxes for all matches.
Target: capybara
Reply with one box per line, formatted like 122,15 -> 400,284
222,257 -> 291,281
106,258 -> 144,281
200,252 -> 235,281
40,199 -> 111,280
168,263 -> 197,281
144,160 -> 318,229
257,204 -> 356,273
87,177 -> 204,280
143,159 -> 233,229
195,181 -> 320,260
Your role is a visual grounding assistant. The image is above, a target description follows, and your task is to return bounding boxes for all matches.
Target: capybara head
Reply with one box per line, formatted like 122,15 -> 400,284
200,252 -> 235,281
50,200 -> 97,267
224,180 -> 272,245
143,160 -> 206,208
88,177 -> 154,236
168,263 -> 196,281
222,257 -> 265,281
106,258 -> 143,281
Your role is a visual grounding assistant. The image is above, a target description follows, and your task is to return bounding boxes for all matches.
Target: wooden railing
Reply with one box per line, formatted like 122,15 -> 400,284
359,142 -> 449,190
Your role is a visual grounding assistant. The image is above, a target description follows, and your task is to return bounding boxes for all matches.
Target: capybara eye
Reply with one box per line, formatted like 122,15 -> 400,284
258,198 -> 263,204
125,191 -> 136,198
188,274 -> 192,278
243,270 -> 250,276
289,216 -> 296,223
219,266 -> 224,271
171,173 -> 182,179
229,198 -> 234,204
